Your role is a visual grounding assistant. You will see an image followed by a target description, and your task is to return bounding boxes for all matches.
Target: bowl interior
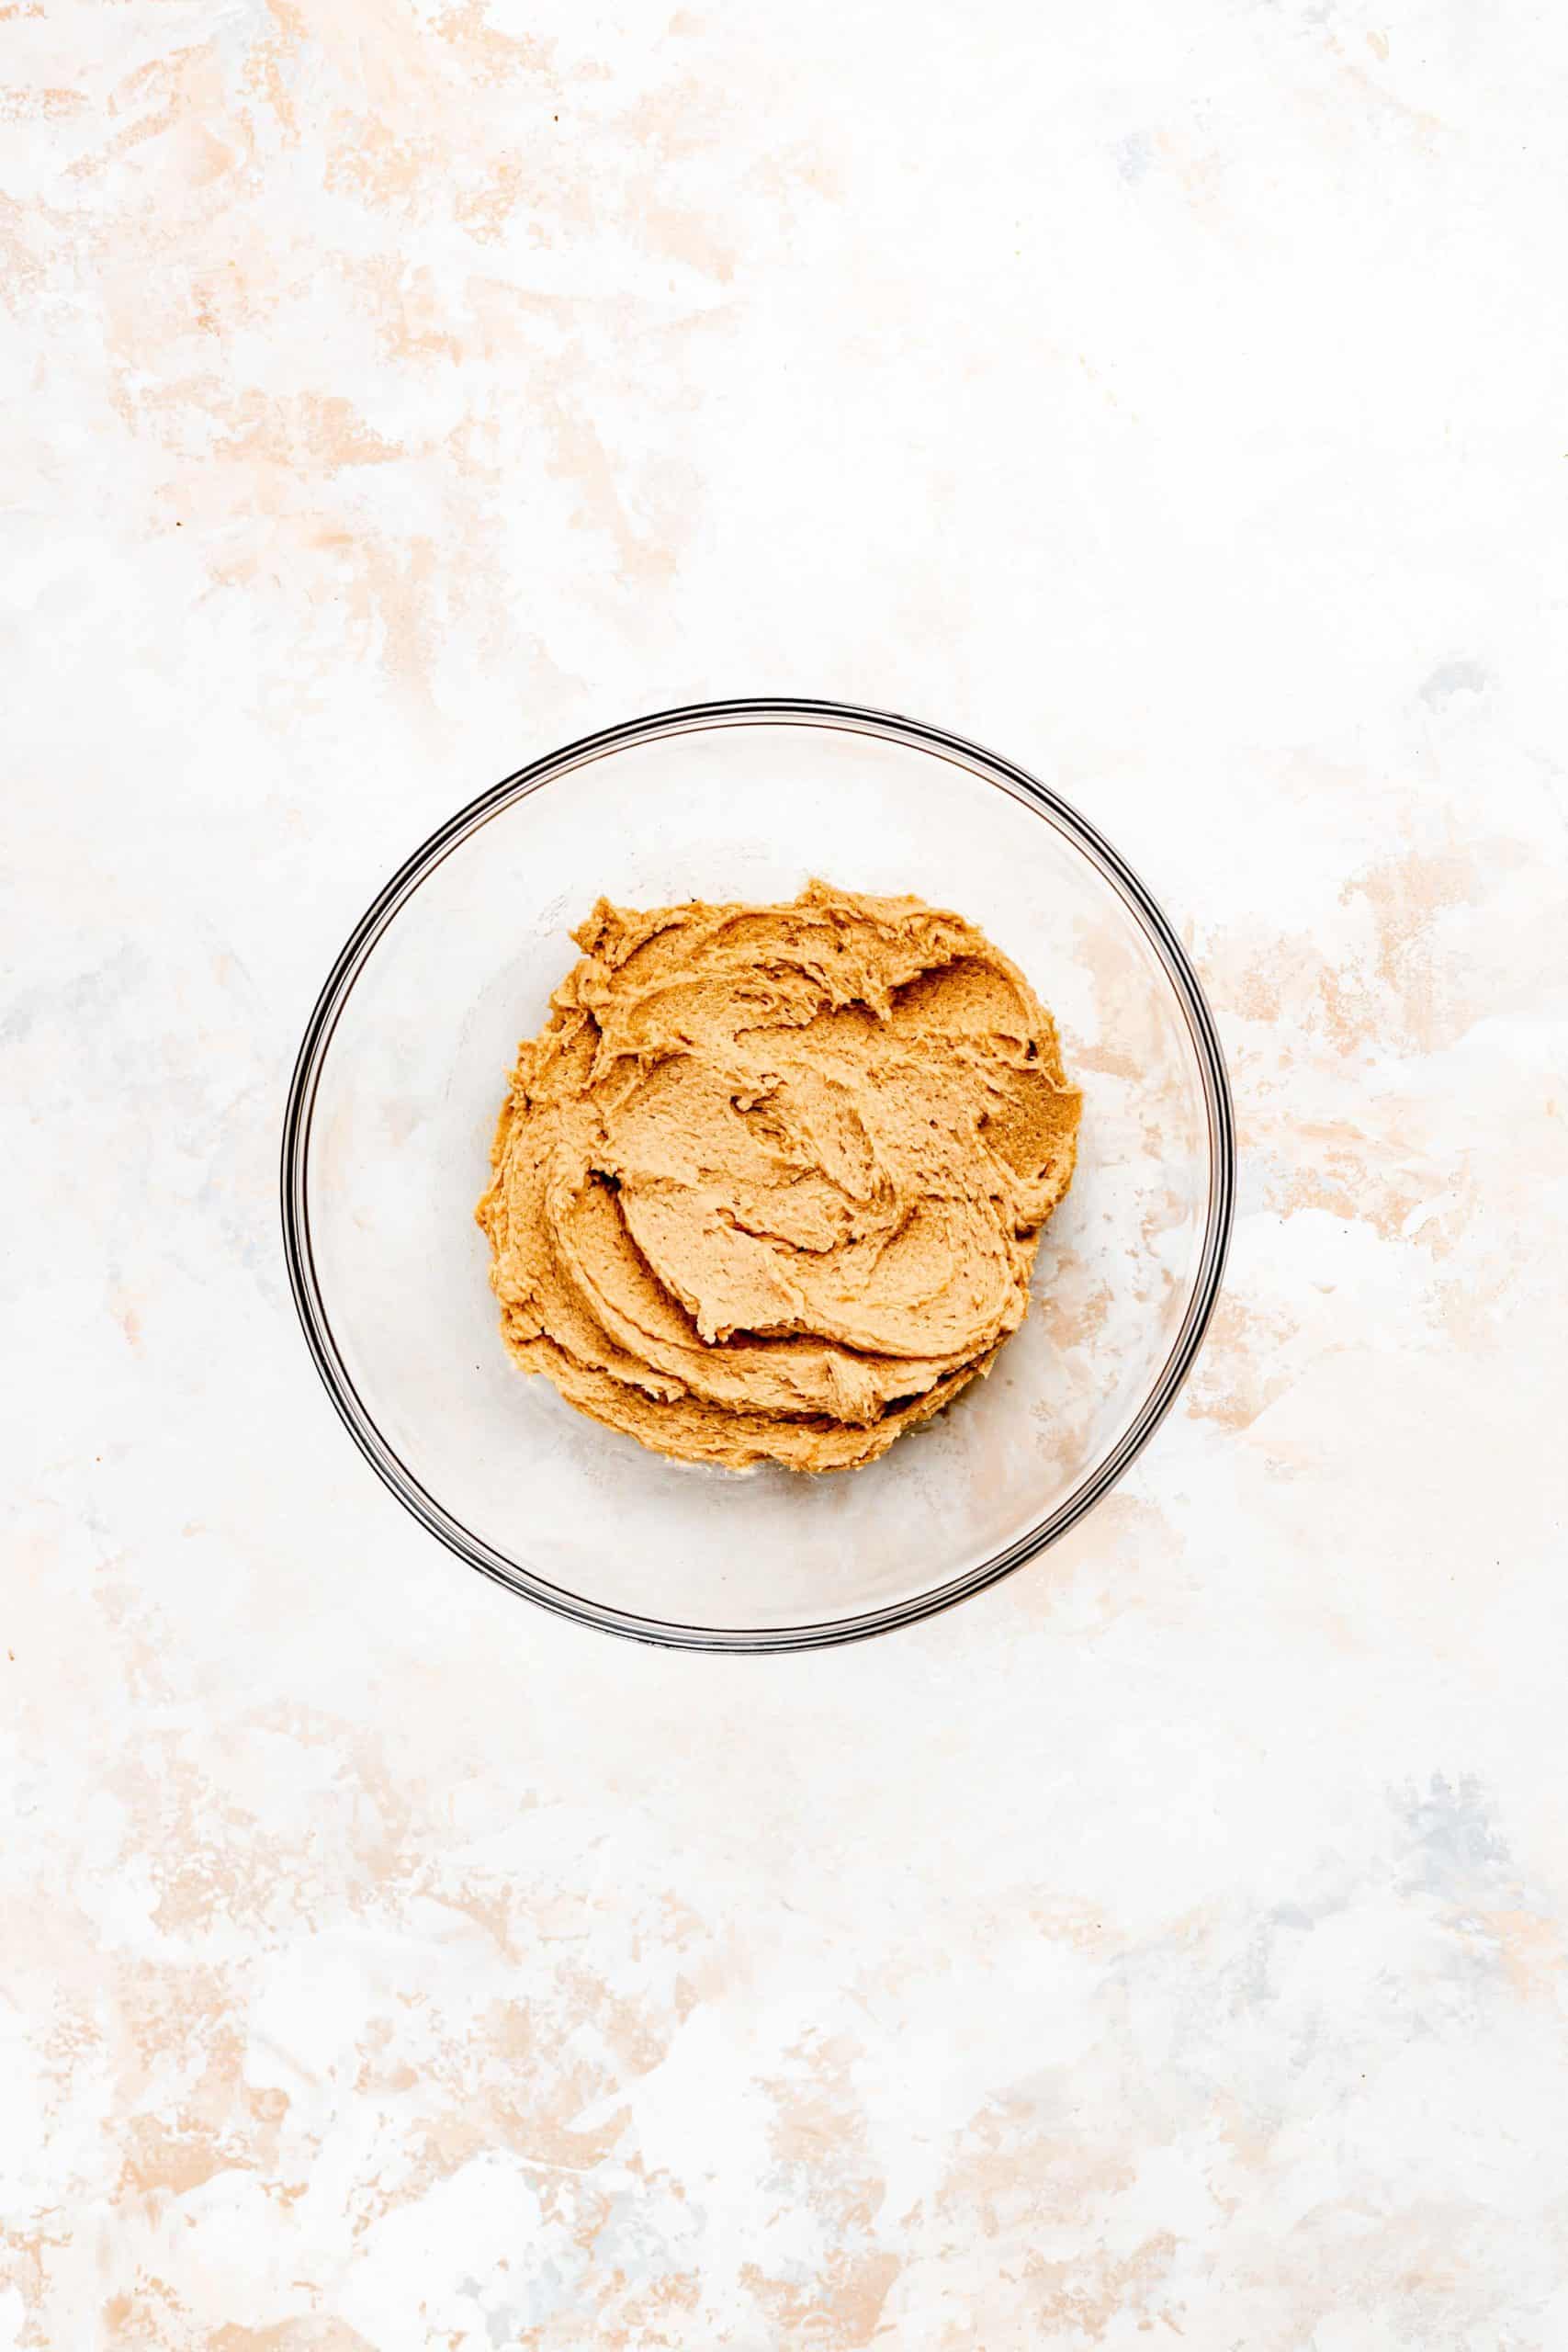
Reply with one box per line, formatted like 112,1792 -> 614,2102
293,711 -> 1225,1645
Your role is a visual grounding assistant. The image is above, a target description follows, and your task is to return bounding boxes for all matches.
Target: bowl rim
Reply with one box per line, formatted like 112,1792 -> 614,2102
280,696 -> 1235,1653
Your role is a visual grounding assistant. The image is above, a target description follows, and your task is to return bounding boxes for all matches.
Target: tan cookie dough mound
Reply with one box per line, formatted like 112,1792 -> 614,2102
476,881 -> 1081,1472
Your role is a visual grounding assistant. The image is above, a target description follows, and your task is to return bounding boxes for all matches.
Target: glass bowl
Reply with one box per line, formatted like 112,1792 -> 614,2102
281,699 -> 1234,1652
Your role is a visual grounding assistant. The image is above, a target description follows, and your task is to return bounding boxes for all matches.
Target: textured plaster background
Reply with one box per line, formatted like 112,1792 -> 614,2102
5,0 -> 1568,2343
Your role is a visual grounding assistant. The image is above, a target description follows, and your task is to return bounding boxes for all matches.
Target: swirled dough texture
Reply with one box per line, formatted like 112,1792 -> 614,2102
476,882 -> 1081,1472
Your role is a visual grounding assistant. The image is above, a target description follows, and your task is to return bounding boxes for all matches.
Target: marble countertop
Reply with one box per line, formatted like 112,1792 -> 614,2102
6,0 -> 1567,2343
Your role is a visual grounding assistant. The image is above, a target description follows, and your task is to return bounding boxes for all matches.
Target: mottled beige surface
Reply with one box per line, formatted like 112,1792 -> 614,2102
6,0 -> 1568,2346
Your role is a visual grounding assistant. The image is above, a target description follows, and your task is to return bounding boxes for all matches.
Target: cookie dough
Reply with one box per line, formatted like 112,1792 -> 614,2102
476,881 -> 1081,1471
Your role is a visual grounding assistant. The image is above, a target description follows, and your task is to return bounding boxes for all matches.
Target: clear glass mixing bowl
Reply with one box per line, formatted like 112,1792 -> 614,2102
281,700 -> 1234,1651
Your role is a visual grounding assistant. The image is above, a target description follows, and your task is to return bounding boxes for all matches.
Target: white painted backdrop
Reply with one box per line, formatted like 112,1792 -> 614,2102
5,0 -> 1566,2343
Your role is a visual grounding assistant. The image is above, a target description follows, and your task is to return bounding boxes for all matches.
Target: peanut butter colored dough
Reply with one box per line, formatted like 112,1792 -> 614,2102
476,881 -> 1081,1472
